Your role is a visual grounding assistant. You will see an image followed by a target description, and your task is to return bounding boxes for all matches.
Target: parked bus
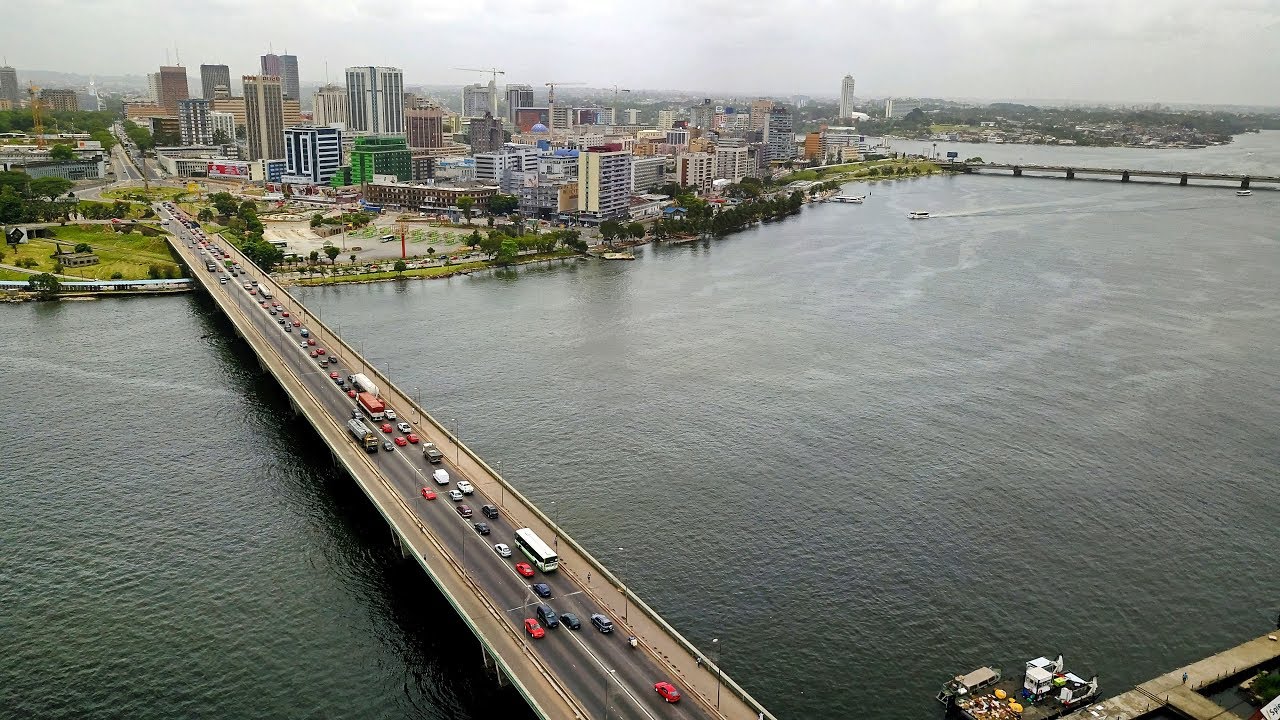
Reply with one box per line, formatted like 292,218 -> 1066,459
513,528 -> 559,572
258,285 -> 273,300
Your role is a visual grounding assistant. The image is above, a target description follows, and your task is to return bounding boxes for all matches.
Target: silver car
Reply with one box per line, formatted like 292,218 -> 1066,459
493,543 -> 512,558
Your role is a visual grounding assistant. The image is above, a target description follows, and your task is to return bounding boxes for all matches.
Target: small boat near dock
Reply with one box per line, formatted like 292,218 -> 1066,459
831,195 -> 866,204
1237,189 -> 1252,196
601,252 -> 636,261
938,655 -> 1099,720
908,211 -> 931,219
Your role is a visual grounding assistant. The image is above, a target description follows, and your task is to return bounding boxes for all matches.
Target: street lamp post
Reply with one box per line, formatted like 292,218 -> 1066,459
616,547 -> 628,623
454,418 -> 461,463
601,668 -> 617,719
497,461 -> 504,506
712,637 -> 721,712
550,501 -> 558,547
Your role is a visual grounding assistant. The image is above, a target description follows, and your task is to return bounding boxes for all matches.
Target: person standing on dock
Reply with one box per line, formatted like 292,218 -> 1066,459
1182,672 -> 1188,684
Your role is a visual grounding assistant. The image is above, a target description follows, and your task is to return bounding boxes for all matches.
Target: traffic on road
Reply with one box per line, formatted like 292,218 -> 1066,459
157,201 -> 705,720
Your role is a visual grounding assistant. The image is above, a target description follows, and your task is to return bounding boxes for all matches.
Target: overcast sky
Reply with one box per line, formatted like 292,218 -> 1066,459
5,0 -> 1280,105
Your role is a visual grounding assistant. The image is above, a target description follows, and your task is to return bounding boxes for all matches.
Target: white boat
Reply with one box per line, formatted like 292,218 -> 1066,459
908,211 -> 931,219
832,195 -> 865,204
1236,190 -> 1252,196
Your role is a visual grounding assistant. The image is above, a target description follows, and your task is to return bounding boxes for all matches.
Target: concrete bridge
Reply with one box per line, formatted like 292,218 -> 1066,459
941,161 -> 1279,189
160,205 -> 775,720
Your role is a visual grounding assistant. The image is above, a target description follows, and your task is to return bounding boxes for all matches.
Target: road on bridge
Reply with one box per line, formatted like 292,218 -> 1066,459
160,206 -> 738,720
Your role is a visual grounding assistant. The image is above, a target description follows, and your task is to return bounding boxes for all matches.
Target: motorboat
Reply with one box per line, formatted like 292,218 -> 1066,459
1237,190 -> 1252,196
908,211 -> 931,219
832,195 -> 865,204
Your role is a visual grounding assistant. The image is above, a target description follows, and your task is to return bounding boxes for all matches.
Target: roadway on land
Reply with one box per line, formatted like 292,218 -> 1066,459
159,206 -> 713,720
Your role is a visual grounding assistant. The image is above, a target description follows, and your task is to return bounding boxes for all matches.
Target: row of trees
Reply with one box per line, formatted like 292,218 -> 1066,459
650,191 -> 806,240
467,226 -> 587,263
0,170 -> 76,223
208,192 -> 284,271
0,109 -> 117,152
598,220 -> 646,245
122,120 -> 154,150
309,211 -> 374,229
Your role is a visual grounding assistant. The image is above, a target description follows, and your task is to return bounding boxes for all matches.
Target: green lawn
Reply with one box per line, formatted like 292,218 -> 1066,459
10,225 -> 182,280
101,186 -> 188,202
0,268 -> 35,281
295,251 -> 577,286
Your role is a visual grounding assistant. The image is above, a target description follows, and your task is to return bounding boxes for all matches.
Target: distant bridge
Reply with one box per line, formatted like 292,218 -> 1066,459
941,161 -> 1278,189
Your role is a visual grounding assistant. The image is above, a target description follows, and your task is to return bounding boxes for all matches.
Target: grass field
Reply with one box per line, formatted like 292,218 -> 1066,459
9,225 -> 182,280
0,268 -> 35,281
101,186 -> 189,202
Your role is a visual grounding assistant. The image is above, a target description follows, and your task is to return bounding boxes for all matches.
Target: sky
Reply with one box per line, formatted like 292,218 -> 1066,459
4,0 -> 1280,105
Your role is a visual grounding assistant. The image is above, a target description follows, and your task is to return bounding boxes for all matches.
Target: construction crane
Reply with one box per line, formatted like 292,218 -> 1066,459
453,67 -> 505,117
609,85 -> 631,124
544,81 -> 584,131
28,83 -> 45,148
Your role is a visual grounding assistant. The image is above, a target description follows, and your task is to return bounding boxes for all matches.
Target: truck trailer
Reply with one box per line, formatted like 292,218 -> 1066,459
347,418 -> 378,453
357,392 -> 386,421
351,373 -> 379,397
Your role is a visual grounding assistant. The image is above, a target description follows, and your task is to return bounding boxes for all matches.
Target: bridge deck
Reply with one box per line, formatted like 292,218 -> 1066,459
948,162 -> 1280,184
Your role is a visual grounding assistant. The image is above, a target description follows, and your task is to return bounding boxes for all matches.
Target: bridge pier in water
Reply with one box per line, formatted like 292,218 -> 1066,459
1242,177 -> 1251,189
1122,171 -> 1131,182
1066,169 -> 1075,180
1013,167 -> 1022,177
1181,174 -> 1188,186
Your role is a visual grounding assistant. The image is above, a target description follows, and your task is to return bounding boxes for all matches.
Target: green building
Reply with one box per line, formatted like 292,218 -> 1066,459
349,135 -> 412,184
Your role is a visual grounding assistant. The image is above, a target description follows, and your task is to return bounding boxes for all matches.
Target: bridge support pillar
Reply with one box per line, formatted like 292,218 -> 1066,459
1066,169 -> 1075,180
391,528 -> 408,559
1013,167 -> 1022,177
1241,177 -> 1251,189
1180,175 -> 1188,186
1121,171 -> 1130,183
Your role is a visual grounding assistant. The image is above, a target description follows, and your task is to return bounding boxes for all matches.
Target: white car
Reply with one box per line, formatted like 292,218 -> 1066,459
447,489 -> 464,502
432,469 -> 450,485
493,543 -> 512,558
385,409 -> 397,420
396,422 -> 412,433
457,480 -> 474,495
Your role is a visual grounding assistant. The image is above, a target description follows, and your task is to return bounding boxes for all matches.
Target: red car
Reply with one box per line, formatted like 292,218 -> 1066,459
380,423 -> 393,433
393,436 -> 408,447
316,348 -> 326,355
347,389 -> 357,398
310,350 -> 318,358
281,311 -> 289,317
405,433 -> 419,444
307,338 -> 316,346
292,320 -> 301,327
515,562 -> 534,578
654,682 -> 681,704
329,372 -> 340,380
421,488 -> 437,500
524,618 -> 545,639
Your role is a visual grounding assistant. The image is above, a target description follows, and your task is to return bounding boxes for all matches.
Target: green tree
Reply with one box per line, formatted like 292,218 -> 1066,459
349,253 -> 356,265
393,259 -> 407,275
73,242 -> 92,253
0,186 -> 23,223
310,212 -> 324,228
30,176 -> 74,201
237,200 -> 257,219
49,144 -> 77,161
147,264 -> 164,279
478,231 -> 503,258
324,245 -> 340,264
197,207 -> 214,222
89,129 -> 116,152
0,170 -> 31,196
28,272 -> 61,298
426,247 -> 436,259
488,193 -> 519,215
468,229 -> 482,248
456,195 -> 475,223
110,271 -> 123,279
211,128 -> 231,145
626,222 -> 645,240
308,249 -> 319,264
496,238 -> 519,264
599,220 -> 622,246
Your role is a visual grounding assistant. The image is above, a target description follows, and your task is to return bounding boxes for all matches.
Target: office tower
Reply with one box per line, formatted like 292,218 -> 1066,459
505,84 -> 534,123
200,64 -> 230,99
839,74 -> 856,118
344,66 -> 404,134
210,97 -> 246,131
764,107 -> 794,162
0,66 -> 20,105
41,89 -> 78,112
283,126 -> 342,185
715,145 -> 749,183
313,84 -> 348,127
178,98 -> 213,145
749,98 -> 774,131
577,147 -> 633,220
349,136 -> 412,183
157,66 -> 189,115
261,52 -> 299,100
657,109 -> 675,130
405,107 -> 445,148
462,83 -> 493,119
468,112 -> 503,154
243,75 -> 285,161
675,152 -> 715,194
884,98 -> 894,119
689,99 -> 715,129
623,109 -> 640,125
147,72 -> 161,104
210,111 -> 235,144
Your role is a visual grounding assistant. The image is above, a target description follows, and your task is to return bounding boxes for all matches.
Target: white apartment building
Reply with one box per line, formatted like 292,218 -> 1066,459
578,149 -> 633,221
839,74 -> 856,119
715,145 -> 749,182
675,152 -> 716,194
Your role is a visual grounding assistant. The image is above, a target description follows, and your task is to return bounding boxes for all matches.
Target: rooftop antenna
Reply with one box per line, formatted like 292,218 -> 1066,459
164,48 -> 170,65
175,45 -> 181,65
325,60 -> 329,83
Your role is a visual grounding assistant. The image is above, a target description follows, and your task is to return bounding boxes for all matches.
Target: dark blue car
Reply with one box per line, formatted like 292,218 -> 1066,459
532,583 -> 552,598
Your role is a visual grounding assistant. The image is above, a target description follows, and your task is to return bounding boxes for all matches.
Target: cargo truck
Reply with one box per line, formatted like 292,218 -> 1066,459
347,418 -> 378,453
357,392 -> 386,421
422,443 -> 443,464
350,373 -> 379,397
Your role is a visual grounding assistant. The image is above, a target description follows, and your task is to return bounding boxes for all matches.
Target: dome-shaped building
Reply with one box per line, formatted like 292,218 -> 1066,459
530,122 -> 549,133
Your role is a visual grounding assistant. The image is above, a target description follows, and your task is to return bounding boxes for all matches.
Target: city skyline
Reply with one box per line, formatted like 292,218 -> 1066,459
1,0 -> 1277,106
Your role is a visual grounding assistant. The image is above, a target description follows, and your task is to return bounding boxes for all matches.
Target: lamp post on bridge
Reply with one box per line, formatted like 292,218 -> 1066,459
451,417 -> 461,463
601,668 -> 617,719
616,547 -> 628,624
496,461 -> 504,506
712,637 -> 722,712
550,501 -> 557,548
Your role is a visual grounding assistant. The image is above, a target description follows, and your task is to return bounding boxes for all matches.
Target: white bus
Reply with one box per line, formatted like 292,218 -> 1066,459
513,528 -> 559,572
258,286 -> 273,300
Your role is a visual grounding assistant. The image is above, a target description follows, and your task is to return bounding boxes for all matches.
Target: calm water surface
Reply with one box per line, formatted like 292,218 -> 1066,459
3,137 -> 1278,719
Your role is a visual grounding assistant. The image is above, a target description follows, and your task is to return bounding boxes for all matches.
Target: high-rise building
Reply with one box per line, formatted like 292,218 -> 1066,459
665,128 -> 689,146
884,98 -> 894,119
283,99 -> 301,128
178,99 -> 213,145
147,73 -> 161,103
349,135 -> 412,183
158,66 -> 190,115
839,74 -> 856,119
210,111 -> 236,144
345,66 -> 404,135
468,111 -> 503,154
577,147 -> 633,220
243,75 -> 285,161
41,89 -> 78,112
675,152 -> 716,194
623,109 -> 641,125
313,84 -> 348,127
405,107 -> 445,149
764,106 -> 794,162
657,109 -> 675,130
261,53 -> 300,100
200,64 -> 230,100
715,145 -> 749,183
0,67 -> 21,105
689,99 -> 715,130
462,83 -> 492,119
505,84 -> 534,123
210,97 -> 246,132
282,126 -> 342,185
749,99 -> 774,131
631,156 -> 666,192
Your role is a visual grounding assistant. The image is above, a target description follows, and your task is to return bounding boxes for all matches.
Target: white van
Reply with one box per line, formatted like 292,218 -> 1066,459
432,469 -> 450,485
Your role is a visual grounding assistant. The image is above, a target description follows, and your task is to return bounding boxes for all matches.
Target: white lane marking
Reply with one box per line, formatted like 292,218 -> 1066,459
562,626 -> 659,720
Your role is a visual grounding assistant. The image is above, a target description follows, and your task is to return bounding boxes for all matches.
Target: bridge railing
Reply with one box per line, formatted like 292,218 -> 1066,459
276,281 -> 777,720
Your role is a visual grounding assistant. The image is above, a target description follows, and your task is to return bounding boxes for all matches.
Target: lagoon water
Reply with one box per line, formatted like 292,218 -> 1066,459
3,134 -> 1278,719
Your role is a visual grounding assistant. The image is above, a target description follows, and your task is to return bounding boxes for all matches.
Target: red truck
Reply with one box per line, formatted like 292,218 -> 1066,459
357,392 -> 386,421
